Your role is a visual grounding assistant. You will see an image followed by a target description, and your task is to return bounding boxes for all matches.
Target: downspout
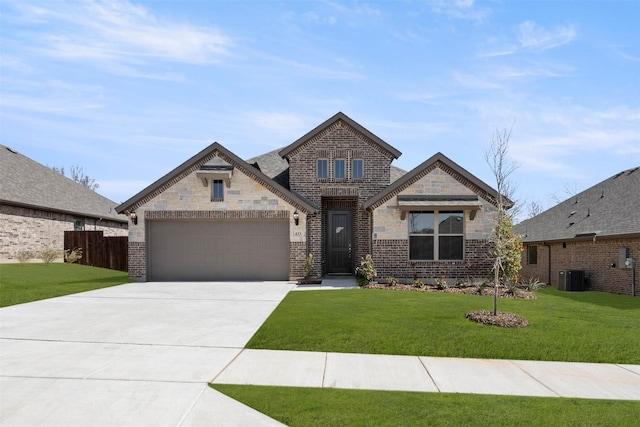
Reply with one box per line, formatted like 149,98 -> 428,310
543,241 -> 551,286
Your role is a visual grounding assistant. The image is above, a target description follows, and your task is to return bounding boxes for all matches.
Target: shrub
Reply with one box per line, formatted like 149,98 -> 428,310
520,277 -> 545,291
474,281 -> 489,294
39,247 -> 61,265
303,253 -> 315,278
413,279 -> 425,288
15,250 -> 33,264
385,276 -> 398,286
434,277 -> 448,290
64,247 -> 83,264
504,279 -> 519,296
355,254 -> 376,286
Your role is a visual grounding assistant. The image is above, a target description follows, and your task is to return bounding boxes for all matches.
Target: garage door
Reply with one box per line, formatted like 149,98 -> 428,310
148,220 -> 289,281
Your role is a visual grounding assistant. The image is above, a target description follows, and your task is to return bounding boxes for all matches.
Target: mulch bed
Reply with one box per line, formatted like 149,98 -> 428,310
465,310 -> 529,328
362,282 -> 537,300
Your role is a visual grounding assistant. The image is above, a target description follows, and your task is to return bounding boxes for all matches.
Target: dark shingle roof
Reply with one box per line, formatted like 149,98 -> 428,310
116,142 -> 318,215
0,145 -> 127,223
514,167 -> 640,242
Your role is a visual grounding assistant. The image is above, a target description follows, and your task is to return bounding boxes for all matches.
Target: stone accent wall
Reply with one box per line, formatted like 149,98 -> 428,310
372,239 -> 493,282
520,238 -> 640,295
128,155 -> 305,280
0,204 -> 127,261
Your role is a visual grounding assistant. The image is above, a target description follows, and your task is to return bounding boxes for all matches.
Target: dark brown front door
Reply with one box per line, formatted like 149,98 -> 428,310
328,210 -> 352,274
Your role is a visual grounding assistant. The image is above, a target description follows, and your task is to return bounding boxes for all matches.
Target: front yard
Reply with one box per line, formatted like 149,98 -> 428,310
222,287 -> 640,425
247,286 -> 640,364
0,263 -> 131,307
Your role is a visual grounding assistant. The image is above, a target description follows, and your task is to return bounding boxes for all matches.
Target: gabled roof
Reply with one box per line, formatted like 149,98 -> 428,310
278,112 -> 402,160
514,166 -> 640,242
0,145 -> 126,223
363,152 -> 504,210
247,147 -> 407,188
116,142 -> 318,215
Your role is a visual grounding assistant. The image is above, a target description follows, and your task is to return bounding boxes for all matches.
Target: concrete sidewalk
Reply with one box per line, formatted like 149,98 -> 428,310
213,349 -> 640,401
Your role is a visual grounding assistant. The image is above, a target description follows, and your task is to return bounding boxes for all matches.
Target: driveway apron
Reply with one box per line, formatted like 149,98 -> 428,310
0,281 -> 294,426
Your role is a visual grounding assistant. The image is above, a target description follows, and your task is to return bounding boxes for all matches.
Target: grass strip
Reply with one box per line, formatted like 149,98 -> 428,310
212,384 -> 640,427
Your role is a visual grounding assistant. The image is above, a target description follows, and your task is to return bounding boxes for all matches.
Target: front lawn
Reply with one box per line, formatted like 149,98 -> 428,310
247,287 -> 640,364
0,263 -> 131,307
212,385 -> 640,427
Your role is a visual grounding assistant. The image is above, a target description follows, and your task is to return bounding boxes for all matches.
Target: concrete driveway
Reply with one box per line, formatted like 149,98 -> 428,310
0,281 -> 295,426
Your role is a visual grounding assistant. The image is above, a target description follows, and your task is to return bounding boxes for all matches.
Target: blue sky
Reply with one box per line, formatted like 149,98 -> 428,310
1,0 -> 638,220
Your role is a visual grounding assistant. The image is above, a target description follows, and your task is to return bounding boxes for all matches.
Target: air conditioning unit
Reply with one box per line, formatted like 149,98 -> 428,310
558,270 -> 585,292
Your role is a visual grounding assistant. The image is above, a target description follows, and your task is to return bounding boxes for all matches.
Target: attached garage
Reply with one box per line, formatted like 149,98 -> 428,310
148,219 -> 290,281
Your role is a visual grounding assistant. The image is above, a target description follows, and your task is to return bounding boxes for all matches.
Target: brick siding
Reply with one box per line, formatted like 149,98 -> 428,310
520,237 -> 640,295
0,204 -> 127,261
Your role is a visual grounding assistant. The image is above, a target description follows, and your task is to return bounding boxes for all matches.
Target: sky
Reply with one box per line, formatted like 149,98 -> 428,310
1,0 -> 639,221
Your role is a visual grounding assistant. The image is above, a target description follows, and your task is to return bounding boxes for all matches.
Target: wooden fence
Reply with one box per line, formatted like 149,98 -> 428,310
64,231 -> 128,272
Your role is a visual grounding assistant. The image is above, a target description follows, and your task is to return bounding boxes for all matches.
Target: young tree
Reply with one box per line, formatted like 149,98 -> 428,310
52,165 -> 100,191
485,123 -> 523,315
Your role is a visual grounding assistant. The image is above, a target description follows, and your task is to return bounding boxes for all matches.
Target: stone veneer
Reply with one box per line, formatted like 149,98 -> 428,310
520,237 -> 640,296
127,154 -> 305,280
370,166 -> 498,282
0,204 -> 127,261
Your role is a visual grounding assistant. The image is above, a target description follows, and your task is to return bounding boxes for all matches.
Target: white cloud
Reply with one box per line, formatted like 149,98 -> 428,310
428,0 -> 491,21
518,21 -> 576,51
11,0 -> 233,70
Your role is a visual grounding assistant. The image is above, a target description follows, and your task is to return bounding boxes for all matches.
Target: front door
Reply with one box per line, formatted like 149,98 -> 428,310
328,210 -> 352,274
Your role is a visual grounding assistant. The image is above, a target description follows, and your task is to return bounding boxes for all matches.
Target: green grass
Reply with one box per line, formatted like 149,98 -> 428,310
247,287 -> 640,363
0,263 -> 131,307
212,385 -> 640,427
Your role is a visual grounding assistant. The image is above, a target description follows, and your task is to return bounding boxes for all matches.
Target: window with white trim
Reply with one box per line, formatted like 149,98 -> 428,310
409,211 -> 464,261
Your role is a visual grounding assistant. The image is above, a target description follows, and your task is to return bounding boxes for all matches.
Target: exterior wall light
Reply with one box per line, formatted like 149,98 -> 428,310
130,212 -> 138,225
293,210 -> 299,226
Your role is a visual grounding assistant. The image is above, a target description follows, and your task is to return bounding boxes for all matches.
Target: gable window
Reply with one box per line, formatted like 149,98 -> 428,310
409,211 -> 463,261
317,159 -> 328,179
528,245 -> 538,265
334,159 -> 346,179
352,159 -> 363,180
212,179 -> 224,201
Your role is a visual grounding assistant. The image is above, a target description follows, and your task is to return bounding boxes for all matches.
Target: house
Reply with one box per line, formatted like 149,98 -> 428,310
514,167 -> 640,296
116,112 -> 503,282
0,145 -> 128,261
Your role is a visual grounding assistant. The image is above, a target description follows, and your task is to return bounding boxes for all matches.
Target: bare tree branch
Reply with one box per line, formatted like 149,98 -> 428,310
50,164 -> 100,191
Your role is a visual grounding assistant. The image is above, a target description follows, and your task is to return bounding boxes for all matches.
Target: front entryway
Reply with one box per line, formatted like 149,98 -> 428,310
327,210 -> 352,274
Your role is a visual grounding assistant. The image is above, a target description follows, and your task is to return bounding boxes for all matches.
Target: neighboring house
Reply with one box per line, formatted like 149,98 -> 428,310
514,167 -> 640,296
0,145 -> 128,261
116,112 -> 503,282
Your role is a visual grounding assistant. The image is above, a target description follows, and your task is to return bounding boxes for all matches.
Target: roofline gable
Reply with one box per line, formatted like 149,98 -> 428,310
278,112 -> 402,160
363,152 -> 507,210
116,142 -> 318,214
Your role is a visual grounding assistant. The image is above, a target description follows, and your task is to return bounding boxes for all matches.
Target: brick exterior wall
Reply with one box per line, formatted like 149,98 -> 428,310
128,155 -> 305,281
0,204 -> 127,261
372,239 -> 493,283
520,237 -> 640,296
286,119 -> 396,275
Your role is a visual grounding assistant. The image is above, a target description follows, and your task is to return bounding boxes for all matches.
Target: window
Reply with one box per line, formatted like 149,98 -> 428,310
212,179 -> 224,201
352,159 -> 363,180
409,211 -> 464,261
73,219 -> 84,231
317,159 -> 328,179
334,159 -> 346,179
528,245 -> 538,265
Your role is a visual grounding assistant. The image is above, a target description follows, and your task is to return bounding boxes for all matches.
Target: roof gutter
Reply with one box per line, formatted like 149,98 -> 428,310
0,199 -> 128,224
